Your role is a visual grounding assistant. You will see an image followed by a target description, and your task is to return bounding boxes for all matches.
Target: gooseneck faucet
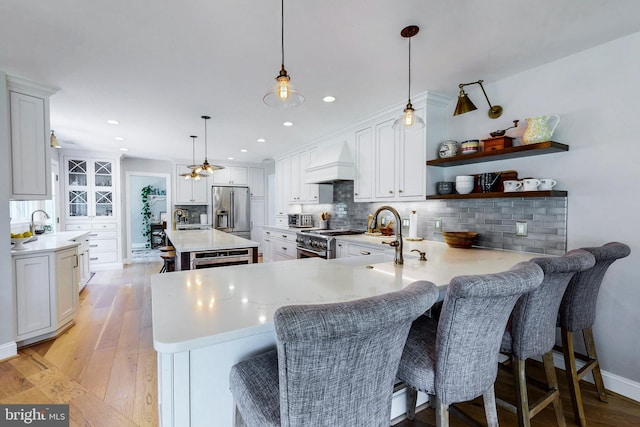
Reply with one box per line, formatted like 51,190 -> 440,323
372,205 -> 404,265
30,210 -> 50,234
173,208 -> 185,230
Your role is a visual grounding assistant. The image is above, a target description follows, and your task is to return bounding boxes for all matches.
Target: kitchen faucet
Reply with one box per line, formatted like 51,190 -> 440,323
172,208 -> 185,230
30,209 -> 50,234
372,205 -> 404,265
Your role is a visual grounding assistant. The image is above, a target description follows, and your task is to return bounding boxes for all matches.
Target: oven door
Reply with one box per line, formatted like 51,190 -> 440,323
296,246 -> 326,259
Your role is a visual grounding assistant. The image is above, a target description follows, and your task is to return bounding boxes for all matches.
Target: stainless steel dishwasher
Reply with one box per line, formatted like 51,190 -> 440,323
189,248 -> 253,269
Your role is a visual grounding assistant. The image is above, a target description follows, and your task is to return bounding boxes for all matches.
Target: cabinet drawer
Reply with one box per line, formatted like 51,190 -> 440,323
89,238 -> 117,251
347,243 -> 384,257
66,223 -> 92,231
89,251 -> 118,264
273,239 -> 296,257
88,231 -> 117,240
92,222 -> 117,231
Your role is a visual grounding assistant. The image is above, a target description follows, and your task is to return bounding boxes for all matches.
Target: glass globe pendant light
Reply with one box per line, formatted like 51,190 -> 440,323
182,136 -> 207,181
192,115 -> 224,174
263,0 -> 304,108
393,25 -> 425,130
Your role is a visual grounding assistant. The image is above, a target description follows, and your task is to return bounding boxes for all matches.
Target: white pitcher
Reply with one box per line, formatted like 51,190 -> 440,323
522,115 -> 560,144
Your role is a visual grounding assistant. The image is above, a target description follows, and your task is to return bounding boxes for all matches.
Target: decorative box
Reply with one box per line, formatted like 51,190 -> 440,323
482,136 -> 513,152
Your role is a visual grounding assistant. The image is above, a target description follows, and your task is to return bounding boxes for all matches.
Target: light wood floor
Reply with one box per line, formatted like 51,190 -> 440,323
2,261 -> 639,426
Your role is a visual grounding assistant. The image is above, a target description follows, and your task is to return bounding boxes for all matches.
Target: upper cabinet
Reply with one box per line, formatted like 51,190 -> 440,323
248,167 -> 265,198
63,156 -> 117,220
7,76 -> 57,200
175,164 -> 209,204
212,166 -> 248,186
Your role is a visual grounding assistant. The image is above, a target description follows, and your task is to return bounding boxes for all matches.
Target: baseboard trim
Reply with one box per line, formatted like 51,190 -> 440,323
0,341 -> 17,362
551,350 -> 640,403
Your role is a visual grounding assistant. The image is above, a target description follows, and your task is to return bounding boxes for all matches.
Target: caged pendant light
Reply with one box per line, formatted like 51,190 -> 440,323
263,0 -> 304,108
191,115 -> 224,174
393,25 -> 425,130
182,136 -> 207,181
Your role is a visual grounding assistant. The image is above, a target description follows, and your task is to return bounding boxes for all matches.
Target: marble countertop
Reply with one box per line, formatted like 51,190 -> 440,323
151,241 -> 546,353
164,228 -> 258,253
11,231 -> 89,256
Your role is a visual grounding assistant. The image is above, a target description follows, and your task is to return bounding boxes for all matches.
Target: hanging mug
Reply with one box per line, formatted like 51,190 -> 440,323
522,115 -> 560,144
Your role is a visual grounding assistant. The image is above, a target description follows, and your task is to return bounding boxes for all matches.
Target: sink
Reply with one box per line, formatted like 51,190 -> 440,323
330,251 -> 416,265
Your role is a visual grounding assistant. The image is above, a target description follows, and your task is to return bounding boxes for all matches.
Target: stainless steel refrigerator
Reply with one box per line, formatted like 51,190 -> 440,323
212,186 -> 251,239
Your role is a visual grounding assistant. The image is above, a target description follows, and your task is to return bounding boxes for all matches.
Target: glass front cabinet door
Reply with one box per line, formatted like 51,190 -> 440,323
65,158 -> 115,220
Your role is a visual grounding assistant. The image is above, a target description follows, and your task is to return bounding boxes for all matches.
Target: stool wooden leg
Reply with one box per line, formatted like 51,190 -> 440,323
543,351 -> 566,427
583,328 -> 607,402
512,357 -> 531,427
406,387 -> 417,420
562,328 -> 587,427
436,398 -> 450,427
482,386 -> 499,427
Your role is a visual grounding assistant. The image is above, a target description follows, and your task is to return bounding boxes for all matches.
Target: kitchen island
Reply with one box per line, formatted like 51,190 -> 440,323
164,228 -> 259,270
151,241 -> 545,426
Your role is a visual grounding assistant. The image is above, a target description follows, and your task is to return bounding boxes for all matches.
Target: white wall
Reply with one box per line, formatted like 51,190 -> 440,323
444,33 -> 640,383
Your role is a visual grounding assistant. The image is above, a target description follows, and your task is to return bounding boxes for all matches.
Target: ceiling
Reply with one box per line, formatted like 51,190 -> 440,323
1,0 -> 639,165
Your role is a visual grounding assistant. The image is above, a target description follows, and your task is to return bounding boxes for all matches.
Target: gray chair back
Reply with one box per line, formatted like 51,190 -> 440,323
275,280 -> 439,427
506,250 -> 596,360
435,261 -> 544,406
559,242 -> 630,332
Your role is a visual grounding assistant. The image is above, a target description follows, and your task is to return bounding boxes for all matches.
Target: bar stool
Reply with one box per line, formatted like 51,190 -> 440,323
159,251 -> 175,273
556,242 -> 630,427
159,245 -> 174,252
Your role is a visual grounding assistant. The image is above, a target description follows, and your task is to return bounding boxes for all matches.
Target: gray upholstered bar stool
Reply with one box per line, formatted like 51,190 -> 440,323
228,280 -> 439,427
397,261 -> 544,427
556,242 -> 630,427
498,250 -> 596,427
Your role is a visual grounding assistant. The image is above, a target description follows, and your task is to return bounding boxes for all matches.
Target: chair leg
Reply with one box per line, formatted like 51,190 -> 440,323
543,351 -> 566,427
482,386 -> 499,427
406,387 -> 417,421
512,357 -> 531,427
583,328 -> 607,402
436,398 -> 450,427
562,328 -> 587,427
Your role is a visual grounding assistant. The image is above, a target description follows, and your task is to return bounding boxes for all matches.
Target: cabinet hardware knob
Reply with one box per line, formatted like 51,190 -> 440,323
355,193 -> 359,196
282,247 -> 287,250
389,190 -> 393,194
399,189 -> 403,193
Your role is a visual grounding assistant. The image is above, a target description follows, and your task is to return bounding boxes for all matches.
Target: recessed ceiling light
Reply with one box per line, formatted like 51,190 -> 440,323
227,156 -> 235,160
114,136 -> 125,141
257,138 -> 266,143
283,121 -> 293,127
323,96 -> 336,103
240,149 -> 248,153
106,119 -> 119,125
120,147 -> 128,151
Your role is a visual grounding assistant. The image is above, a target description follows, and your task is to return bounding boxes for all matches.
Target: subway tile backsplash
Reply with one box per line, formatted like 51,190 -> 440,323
301,181 -> 567,255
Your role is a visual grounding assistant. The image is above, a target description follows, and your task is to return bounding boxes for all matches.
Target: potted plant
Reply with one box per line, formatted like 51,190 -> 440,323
141,185 -> 154,248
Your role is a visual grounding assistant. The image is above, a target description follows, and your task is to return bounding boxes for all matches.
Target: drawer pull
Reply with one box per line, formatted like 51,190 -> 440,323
90,257 -> 99,261
90,244 -> 98,247
282,235 -> 288,238
90,233 -> 98,237
282,247 -> 287,251
360,250 -> 371,255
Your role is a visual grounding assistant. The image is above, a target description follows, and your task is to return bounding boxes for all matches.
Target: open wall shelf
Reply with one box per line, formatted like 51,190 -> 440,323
426,141 -> 569,167
426,190 -> 568,200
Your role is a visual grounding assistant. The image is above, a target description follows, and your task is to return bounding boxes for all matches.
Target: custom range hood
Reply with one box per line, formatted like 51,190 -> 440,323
305,141 -> 355,183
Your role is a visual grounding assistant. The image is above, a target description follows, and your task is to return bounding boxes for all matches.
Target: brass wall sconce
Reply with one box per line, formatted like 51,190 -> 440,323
454,79 -> 503,119
50,130 -> 61,148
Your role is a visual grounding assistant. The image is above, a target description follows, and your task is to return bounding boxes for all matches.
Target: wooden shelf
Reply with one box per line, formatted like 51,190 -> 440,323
426,141 -> 569,167
426,190 -> 568,200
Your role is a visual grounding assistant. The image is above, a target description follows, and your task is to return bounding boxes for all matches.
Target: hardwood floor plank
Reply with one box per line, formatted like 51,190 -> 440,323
0,362 -> 34,400
69,392 -> 138,427
8,350 -> 51,377
80,345 -> 117,400
132,347 -> 158,426
104,350 -> 138,419
0,386 -> 51,404
28,367 -> 87,403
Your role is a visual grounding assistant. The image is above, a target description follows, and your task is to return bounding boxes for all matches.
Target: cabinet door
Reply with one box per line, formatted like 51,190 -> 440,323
212,168 -> 231,185
55,248 -> 78,325
15,255 -> 52,337
229,166 -> 248,185
10,91 -> 50,199
66,159 -> 90,218
248,167 -> 265,198
289,154 -> 302,203
398,108 -> 426,199
374,119 -> 397,199
354,127 -> 374,201
93,160 -> 115,218
274,159 -> 288,216
262,230 -> 273,262
176,165 -> 208,204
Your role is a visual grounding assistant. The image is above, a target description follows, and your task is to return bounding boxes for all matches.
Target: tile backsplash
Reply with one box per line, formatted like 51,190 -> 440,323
301,181 -> 567,255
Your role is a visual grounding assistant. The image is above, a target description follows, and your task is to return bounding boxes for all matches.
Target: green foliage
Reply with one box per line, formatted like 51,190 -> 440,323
141,185 -> 154,247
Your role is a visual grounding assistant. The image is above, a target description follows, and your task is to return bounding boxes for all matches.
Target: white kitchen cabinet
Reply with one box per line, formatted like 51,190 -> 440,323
274,158 -> 290,218
262,230 -> 273,262
14,247 -> 79,346
250,198 -> 265,252
175,164 -> 209,204
7,76 -> 56,200
374,118 -> 397,199
73,233 -> 91,291
277,149 -> 330,205
263,228 -> 297,262
213,166 -> 248,186
335,240 -> 385,259
354,126 -> 375,201
248,167 -> 265,198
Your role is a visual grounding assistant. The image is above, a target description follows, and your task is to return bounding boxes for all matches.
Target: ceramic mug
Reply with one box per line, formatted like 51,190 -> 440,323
503,180 -> 523,192
539,178 -> 557,191
522,178 -> 541,191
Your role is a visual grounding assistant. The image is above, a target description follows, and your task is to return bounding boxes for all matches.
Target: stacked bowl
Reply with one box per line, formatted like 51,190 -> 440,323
455,175 -> 475,194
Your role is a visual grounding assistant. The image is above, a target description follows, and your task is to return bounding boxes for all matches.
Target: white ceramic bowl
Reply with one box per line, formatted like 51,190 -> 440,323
455,175 -> 475,182
455,182 -> 474,194
11,237 -> 32,250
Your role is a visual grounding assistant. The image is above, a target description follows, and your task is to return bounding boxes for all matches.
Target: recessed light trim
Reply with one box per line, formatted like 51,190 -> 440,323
323,96 -> 336,103
114,136 -> 126,141
227,156 -> 235,160
283,121 -> 293,127
240,149 -> 248,153
257,138 -> 266,143
120,147 -> 128,151
106,119 -> 119,125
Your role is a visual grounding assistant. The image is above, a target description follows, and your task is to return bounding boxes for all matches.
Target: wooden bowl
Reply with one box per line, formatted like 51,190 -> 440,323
442,231 -> 478,249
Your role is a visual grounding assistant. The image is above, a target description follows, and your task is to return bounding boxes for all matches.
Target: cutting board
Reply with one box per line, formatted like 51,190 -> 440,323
472,170 -> 518,193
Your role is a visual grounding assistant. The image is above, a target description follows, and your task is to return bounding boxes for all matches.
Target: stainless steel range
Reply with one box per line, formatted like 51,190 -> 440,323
296,229 -> 365,259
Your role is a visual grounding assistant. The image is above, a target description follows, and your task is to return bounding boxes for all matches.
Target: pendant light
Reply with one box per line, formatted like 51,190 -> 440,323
191,115 -> 224,174
393,25 -> 425,130
263,0 -> 304,108
182,136 -> 207,181
50,130 -> 61,148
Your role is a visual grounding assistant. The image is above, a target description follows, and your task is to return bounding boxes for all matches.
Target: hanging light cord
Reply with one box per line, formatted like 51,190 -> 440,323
280,0 -> 285,69
203,118 -> 209,161
407,36 -> 412,102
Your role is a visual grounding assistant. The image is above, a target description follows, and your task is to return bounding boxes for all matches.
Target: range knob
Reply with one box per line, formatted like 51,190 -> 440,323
319,242 -> 326,250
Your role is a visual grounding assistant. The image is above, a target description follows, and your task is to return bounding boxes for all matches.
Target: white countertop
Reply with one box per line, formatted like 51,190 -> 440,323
164,228 -> 258,253
151,241 -> 546,353
10,231 -> 89,256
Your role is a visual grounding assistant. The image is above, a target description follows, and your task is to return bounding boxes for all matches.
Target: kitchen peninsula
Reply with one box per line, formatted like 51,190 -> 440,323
151,241 -> 544,426
164,228 -> 259,270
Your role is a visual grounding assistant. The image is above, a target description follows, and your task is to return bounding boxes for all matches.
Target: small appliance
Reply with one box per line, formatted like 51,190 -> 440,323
288,213 -> 313,228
